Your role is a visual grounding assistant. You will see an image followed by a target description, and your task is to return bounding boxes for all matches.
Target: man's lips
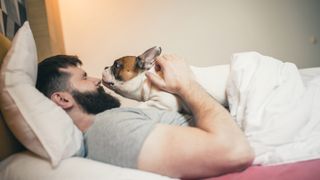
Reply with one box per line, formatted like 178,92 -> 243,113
102,80 -> 115,89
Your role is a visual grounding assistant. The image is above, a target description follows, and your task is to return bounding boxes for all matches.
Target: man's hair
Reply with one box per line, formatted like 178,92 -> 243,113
36,55 -> 82,97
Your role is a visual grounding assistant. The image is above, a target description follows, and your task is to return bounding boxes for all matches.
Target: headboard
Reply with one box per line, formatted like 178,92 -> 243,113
0,0 -> 27,161
0,0 -> 27,40
0,28 -> 25,162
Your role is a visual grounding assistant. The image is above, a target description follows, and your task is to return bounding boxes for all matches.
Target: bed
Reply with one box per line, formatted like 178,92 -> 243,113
1,22 -> 320,180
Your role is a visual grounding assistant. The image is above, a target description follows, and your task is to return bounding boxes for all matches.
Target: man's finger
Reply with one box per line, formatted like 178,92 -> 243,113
155,55 -> 168,67
145,72 -> 166,90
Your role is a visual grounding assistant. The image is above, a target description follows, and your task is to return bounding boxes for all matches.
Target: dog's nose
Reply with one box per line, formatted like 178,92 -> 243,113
107,82 -> 114,86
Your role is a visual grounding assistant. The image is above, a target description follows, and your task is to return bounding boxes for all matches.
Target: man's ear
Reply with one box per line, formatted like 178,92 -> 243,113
50,92 -> 74,110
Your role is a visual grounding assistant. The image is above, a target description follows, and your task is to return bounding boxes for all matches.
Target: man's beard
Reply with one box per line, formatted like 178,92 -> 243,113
71,86 -> 121,114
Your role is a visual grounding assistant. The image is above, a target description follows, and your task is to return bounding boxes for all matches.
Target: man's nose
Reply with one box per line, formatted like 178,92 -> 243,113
89,77 -> 101,86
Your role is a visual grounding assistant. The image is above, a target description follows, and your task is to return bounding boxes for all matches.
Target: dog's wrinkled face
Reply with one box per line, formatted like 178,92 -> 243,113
109,56 -> 140,82
102,46 -> 161,94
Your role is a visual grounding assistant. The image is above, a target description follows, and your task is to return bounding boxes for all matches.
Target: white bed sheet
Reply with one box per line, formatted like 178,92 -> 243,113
299,67 -> 320,85
226,52 -> 320,166
0,66 -> 319,180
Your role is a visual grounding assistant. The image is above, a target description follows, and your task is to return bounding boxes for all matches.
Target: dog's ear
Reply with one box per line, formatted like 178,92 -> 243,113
136,57 -> 144,69
137,46 -> 161,70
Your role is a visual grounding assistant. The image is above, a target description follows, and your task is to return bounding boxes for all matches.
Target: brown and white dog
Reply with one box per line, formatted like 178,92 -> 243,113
102,46 -> 229,113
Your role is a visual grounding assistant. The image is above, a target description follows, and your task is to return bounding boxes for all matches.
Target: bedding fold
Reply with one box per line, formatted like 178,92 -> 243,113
227,52 -> 320,165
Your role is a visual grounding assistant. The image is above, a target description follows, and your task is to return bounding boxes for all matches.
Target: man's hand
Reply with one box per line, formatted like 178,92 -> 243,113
145,54 -> 195,96
139,54 -> 254,179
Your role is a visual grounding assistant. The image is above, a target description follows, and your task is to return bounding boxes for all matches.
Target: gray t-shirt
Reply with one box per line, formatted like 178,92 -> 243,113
84,107 -> 193,169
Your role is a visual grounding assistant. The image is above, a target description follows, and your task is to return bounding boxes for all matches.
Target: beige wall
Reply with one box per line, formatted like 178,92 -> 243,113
57,0 -> 320,105
26,0 -> 65,61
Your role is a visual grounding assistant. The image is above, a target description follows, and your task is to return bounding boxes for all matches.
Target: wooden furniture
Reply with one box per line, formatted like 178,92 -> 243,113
26,0 -> 65,61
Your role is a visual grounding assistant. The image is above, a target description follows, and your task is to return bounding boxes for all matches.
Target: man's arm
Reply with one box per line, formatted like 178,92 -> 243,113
138,55 -> 254,179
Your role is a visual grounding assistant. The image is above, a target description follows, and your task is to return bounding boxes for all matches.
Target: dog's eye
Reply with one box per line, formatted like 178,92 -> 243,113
114,61 -> 123,69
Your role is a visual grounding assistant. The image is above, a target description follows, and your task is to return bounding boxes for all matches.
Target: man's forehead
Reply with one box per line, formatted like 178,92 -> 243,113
60,66 -> 85,75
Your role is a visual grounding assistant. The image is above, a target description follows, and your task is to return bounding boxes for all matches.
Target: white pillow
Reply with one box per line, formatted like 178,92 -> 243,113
0,22 -> 83,166
0,151 -> 173,180
190,64 -> 230,106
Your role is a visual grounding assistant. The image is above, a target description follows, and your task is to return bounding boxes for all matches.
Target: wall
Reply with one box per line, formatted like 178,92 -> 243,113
57,0 -> 320,105
26,0 -> 65,61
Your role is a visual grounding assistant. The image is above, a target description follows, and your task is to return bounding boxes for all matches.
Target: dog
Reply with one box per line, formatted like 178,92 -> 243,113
102,46 -> 229,113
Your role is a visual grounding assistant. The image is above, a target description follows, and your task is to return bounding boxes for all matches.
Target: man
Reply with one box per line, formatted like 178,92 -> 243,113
36,54 -> 254,179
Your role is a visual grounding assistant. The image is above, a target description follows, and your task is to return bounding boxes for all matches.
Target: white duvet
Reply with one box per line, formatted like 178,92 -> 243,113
227,52 -> 320,165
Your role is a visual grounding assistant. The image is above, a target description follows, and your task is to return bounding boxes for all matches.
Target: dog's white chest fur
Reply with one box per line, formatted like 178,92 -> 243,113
139,68 -> 183,111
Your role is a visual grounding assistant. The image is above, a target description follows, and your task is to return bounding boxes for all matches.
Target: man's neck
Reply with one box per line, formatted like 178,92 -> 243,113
67,109 -> 95,132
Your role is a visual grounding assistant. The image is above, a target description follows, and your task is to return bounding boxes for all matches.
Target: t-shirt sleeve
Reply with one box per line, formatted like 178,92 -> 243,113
84,108 -> 157,169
